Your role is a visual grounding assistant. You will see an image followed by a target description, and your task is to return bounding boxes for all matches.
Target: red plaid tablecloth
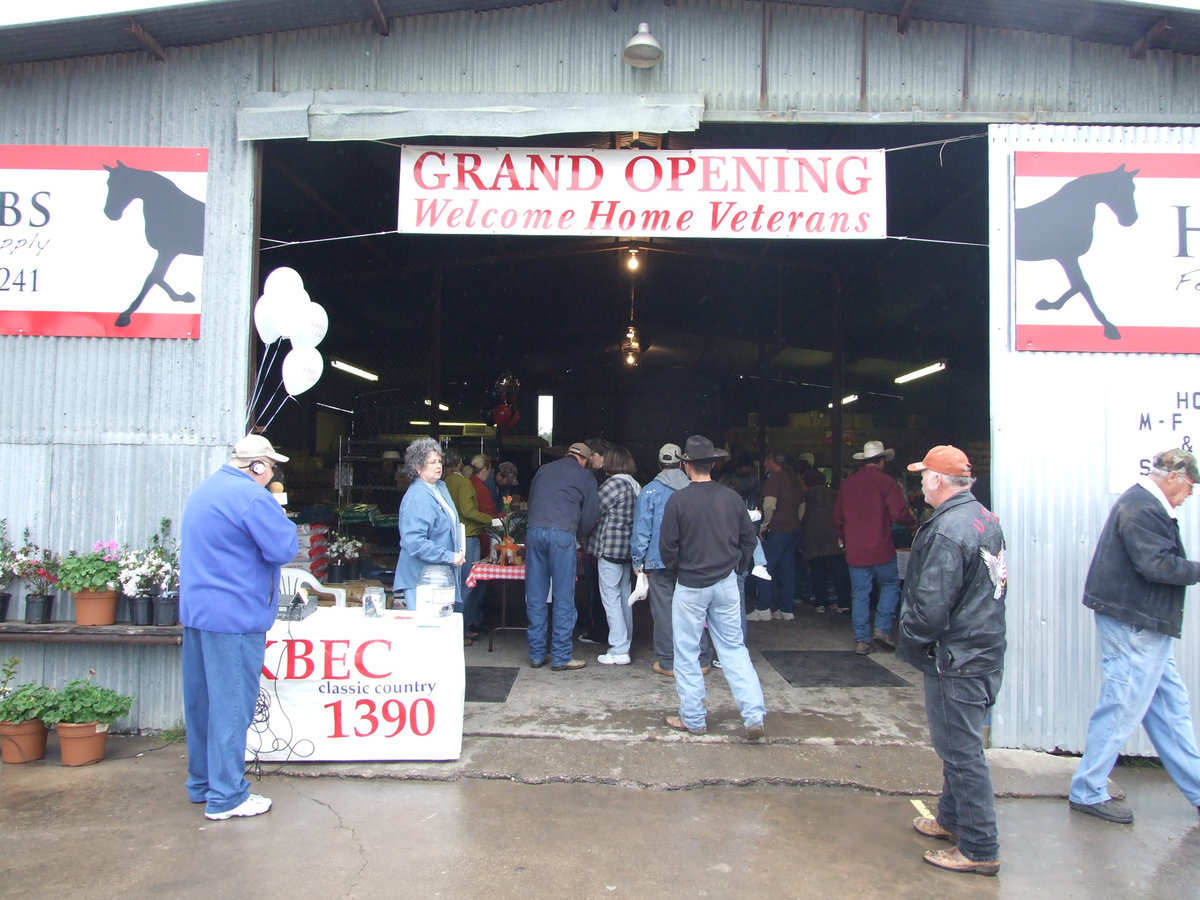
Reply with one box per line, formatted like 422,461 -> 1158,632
465,562 -> 526,588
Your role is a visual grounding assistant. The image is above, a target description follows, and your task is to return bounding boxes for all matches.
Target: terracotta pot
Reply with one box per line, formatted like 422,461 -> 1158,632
0,719 -> 48,764
73,589 -> 120,626
56,721 -> 109,766
23,593 -> 53,624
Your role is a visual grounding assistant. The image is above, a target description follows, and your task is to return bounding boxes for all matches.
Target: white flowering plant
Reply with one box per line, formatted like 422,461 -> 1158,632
328,534 -> 363,562
118,519 -> 179,597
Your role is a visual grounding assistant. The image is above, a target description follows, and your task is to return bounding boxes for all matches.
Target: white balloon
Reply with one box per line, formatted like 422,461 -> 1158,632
288,301 -> 329,349
263,267 -> 304,296
282,346 -> 323,396
254,294 -> 281,344
271,287 -> 310,340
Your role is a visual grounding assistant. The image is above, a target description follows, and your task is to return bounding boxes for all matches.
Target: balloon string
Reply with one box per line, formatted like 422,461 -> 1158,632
261,393 -> 296,431
252,383 -> 284,429
245,339 -> 282,422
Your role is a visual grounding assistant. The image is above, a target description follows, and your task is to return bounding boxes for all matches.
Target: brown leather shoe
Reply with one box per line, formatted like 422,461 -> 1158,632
855,641 -> 874,656
745,722 -> 765,741
912,816 -> 957,842
652,660 -> 674,677
700,665 -> 713,675
551,658 -> 587,671
664,715 -> 706,735
922,846 -> 999,876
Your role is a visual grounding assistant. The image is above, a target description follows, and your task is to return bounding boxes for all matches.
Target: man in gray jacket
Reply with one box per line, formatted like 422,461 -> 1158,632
1069,448 -> 1200,825
898,445 -> 1007,876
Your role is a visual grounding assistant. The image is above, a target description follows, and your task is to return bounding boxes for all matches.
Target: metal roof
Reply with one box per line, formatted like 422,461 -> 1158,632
4,0 -> 1200,65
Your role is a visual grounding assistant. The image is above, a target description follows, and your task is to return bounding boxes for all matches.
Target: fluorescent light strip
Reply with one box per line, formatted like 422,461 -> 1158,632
409,421 -> 490,427
330,359 -> 379,381
826,394 -> 858,409
894,361 -> 946,384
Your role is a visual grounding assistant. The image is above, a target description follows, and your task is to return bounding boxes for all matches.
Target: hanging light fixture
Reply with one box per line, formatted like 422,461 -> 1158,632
621,324 -> 641,366
622,23 -> 664,68
894,360 -> 947,384
626,247 -> 640,271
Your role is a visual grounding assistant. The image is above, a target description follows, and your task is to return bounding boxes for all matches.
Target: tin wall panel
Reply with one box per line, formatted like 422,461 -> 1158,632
989,123 -> 1200,755
4,639 -> 183,732
767,4 -> 862,115
968,28 -> 1072,118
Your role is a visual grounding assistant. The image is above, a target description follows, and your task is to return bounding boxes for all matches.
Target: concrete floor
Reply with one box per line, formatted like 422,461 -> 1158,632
3,602 -> 1199,897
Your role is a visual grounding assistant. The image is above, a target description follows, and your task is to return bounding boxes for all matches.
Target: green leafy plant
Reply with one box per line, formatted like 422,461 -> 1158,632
58,540 -> 123,593
0,661 -> 55,724
0,520 -> 16,593
41,671 -> 133,727
13,528 -> 60,595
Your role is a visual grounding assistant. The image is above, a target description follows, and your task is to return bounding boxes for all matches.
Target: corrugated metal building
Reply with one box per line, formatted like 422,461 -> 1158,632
2,0 -> 1200,749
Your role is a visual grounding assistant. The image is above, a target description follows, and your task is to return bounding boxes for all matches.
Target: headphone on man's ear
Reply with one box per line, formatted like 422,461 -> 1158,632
249,460 -> 268,476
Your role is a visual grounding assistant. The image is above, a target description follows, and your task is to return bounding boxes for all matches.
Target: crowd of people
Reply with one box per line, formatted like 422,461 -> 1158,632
176,430 -> 1200,878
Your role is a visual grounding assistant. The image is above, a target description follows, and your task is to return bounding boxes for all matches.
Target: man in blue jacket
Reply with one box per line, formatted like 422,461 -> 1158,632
1069,448 -> 1200,826
180,434 -> 298,821
631,442 -> 712,676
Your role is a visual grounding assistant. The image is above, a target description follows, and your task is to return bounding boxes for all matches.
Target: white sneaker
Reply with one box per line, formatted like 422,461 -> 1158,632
773,610 -> 795,621
746,609 -> 772,622
205,793 -> 272,821
751,565 -> 772,581
597,652 -> 631,665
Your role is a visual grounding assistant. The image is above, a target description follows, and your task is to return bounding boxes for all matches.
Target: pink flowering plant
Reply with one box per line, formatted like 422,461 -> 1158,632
57,540 -> 123,593
13,528 -> 61,596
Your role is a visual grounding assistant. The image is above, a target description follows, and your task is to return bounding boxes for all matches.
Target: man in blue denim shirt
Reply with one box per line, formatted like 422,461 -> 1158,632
1069,448 -> 1200,826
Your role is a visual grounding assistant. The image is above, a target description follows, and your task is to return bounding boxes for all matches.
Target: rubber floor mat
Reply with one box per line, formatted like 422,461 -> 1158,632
762,649 -> 912,688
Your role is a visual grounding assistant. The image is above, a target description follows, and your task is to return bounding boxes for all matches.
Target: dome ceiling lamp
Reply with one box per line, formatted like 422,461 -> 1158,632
622,22 -> 664,68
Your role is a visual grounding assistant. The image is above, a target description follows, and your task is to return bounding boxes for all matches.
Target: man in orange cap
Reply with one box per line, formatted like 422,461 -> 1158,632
898,445 -> 1007,876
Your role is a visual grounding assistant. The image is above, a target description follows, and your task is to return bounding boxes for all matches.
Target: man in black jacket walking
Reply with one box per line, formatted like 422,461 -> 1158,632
897,445 -> 1007,876
1068,448 -> 1200,826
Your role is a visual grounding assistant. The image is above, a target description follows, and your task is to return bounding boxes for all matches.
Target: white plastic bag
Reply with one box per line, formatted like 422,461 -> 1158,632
628,571 -> 650,607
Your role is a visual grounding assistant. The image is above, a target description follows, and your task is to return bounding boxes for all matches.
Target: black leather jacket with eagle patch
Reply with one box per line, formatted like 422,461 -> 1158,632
897,490 -> 1008,677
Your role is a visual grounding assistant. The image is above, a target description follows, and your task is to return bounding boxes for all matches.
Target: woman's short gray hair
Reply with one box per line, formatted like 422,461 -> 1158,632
404,437 -> 442,479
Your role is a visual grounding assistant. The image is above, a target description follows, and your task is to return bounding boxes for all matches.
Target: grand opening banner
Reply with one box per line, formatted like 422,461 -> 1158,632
398,146 -> 886,240
0,145 -> 207,339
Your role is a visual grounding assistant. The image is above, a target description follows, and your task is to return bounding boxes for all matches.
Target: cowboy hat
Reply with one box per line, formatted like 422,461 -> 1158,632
852,440 -> 895,461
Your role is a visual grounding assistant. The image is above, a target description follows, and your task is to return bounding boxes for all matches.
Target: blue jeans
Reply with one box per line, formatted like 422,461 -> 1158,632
1070,613 -> 1200,806
672,571 -> 766,732
849,556 -> 901,642
183,627 -> 264,816
460,536 -> 482,630
758,530 -> 800,613
524,527 -> 578,666
597,557 -> 633,655
925,670 -> 1003,862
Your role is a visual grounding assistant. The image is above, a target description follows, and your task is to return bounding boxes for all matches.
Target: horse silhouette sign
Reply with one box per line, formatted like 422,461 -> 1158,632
1012,149 -> 1200,354
0,144 -> 206,338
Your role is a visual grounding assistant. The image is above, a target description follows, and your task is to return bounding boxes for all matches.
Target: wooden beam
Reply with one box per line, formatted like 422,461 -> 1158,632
1132,16 -> 1170,59
126,20 -> 165,62
366,0 -> 390,37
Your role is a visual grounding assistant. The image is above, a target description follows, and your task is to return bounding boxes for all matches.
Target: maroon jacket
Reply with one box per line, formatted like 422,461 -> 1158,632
833,464 -> 916,567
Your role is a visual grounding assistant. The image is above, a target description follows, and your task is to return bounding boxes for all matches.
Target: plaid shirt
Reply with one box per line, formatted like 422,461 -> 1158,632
587,474 -> 639,561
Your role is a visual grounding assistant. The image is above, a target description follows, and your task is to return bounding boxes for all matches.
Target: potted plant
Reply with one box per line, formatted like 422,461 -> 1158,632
41,669 -> 133,766
13,528 -> 60,624
328,534 -> 363,582
488,496 -> 526,565
0,657 -> 54,764
0,519 -> 16,621
58,540 -> 123,626
118,519 -> 179,626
